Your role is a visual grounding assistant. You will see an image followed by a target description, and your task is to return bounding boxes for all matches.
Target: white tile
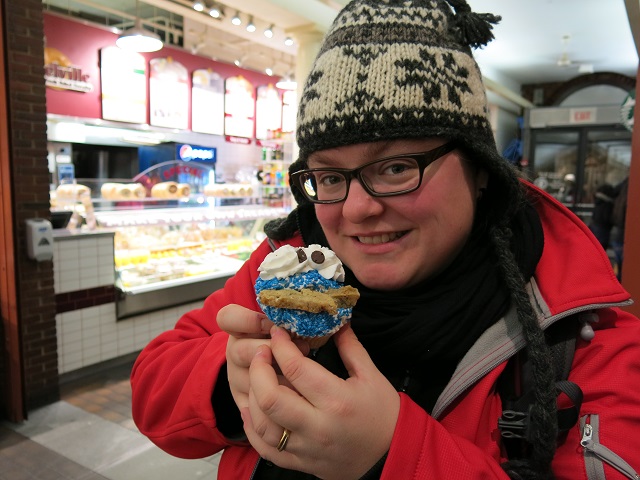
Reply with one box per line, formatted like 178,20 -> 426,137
62,328 -> 83,345
82,351 -> 101,366
101,341 -> 119,360
58,279 -> 81,293
62,349 -> 82,366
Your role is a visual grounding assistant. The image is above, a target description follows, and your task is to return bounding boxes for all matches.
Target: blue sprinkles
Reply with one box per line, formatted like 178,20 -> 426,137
255,270 -> 340,295
255,270 -> 350,337
257,304 -> 352,337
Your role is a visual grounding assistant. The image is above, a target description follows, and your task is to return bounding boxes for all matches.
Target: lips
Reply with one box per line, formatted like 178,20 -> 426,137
357,231 -> 407,245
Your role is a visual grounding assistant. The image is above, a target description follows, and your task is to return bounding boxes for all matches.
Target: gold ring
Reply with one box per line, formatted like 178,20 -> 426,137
276,428 -> 291,452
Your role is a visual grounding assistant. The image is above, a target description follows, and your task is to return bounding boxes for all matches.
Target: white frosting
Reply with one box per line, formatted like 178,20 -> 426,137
258,244 -> 345,282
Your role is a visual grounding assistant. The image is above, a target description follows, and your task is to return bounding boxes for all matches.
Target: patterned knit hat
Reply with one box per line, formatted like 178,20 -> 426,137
290,0 -> 522,220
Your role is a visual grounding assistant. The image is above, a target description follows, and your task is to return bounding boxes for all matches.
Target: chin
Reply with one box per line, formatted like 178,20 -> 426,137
353,270 -> 414,291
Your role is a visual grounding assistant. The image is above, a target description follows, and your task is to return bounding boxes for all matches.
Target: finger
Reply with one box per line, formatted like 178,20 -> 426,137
241,406 -> 297,464
333,325 -> 376,379
249,344 -> 313,435
217,304 -> 272,337
226,337 -> 271,369
269,326 -> 345,407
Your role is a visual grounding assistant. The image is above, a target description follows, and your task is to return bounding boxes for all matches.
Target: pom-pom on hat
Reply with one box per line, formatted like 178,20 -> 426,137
290,0 -> 523,222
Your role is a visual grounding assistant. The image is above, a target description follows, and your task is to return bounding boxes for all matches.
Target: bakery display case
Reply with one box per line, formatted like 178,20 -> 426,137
51,160 -> 291,319
94,203 -> 288,319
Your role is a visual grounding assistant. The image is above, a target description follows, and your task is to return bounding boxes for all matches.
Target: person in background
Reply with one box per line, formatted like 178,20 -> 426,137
588,182 -> 616,250
130,1 -> 640,479
610,177 -> 629,280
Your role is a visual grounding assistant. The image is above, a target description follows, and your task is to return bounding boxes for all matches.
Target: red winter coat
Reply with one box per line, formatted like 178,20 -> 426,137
131,183 -> 640,479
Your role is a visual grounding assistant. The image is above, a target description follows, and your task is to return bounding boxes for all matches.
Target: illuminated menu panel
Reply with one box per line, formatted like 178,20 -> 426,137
100,46 -> 147,124
256,85 -> 283,140
149,57 -> 189,130
192,69 -> 225,135
282,90 -> 297,133
224,75 -> 255,139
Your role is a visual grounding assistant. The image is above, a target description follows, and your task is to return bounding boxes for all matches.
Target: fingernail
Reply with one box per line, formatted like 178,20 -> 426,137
260,316 -> 271,333
254,344 -> 269,358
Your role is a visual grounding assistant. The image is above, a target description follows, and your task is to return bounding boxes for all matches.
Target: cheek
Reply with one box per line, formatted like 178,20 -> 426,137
315,205 -> 340,229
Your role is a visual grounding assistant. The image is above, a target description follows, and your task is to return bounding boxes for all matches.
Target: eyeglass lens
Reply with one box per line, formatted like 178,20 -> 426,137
300,156 -> 421,202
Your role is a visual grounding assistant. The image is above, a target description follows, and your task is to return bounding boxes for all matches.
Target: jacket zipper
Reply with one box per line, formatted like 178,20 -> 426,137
581,414 -> 640,479
249,457 -> 261,479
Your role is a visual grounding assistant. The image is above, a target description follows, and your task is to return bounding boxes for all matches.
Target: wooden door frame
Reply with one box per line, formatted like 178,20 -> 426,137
0,1 -> 25,422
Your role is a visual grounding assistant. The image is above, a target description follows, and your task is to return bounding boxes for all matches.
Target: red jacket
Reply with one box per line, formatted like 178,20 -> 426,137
131,183 -> 640,479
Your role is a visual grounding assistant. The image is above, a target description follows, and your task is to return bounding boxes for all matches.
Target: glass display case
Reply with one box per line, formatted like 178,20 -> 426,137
95,204 -> 286,293
51,160 -> 291,318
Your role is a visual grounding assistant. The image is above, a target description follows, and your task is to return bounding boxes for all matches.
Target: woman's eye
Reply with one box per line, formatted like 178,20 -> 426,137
317,173 -> 344,186
379,159 -> 415,176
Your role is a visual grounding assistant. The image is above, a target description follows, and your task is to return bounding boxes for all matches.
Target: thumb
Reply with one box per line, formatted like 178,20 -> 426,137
333,325 -> 377,379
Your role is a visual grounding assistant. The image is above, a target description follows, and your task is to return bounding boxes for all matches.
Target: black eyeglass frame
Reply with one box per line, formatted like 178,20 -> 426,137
290,141 -> 458,204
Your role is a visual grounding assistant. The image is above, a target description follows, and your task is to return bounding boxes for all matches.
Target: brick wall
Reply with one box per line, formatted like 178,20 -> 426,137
3,0 -> 59,409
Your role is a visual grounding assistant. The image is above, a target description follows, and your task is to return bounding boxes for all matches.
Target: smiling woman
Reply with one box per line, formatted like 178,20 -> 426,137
131,1 -> 640,479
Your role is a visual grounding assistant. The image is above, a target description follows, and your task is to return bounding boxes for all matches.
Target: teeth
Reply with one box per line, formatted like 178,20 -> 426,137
358,232 -> 404,244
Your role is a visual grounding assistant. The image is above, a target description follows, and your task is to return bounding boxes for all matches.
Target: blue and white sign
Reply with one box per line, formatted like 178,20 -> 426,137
176,144 -> 217,163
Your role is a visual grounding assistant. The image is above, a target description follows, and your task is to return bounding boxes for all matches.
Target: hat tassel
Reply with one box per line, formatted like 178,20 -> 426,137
446,0 -> 501,48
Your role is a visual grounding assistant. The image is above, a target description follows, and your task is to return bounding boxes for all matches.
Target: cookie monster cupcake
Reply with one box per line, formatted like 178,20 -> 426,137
255,244 -> 359,348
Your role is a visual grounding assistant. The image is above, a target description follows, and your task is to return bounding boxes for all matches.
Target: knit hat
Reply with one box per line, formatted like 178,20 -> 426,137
289,0 -> 523,221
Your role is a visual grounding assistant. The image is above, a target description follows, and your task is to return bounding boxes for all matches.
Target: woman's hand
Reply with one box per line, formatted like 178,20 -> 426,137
217,304 -> 310,413
244,324 -> 400,480
217,304 -> 273,412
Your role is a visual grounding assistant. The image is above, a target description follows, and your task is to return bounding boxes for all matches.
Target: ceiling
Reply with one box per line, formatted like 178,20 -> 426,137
43,0 -> 639,98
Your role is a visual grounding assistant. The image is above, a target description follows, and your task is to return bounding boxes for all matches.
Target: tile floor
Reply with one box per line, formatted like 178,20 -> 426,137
0,360 -> 221,480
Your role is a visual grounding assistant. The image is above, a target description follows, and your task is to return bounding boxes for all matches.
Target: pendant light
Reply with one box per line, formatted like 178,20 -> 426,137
116,0 -> 164,53
276,73 -> 297,90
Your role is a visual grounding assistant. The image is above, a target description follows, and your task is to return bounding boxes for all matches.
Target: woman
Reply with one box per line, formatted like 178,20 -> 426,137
131,1 -> 640,478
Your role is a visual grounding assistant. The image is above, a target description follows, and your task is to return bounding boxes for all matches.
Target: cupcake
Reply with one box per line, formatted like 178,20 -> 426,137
255,244 -> 359,348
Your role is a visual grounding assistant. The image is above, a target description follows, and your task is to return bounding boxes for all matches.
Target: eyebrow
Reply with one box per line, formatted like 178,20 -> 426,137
308,141 -> 398,168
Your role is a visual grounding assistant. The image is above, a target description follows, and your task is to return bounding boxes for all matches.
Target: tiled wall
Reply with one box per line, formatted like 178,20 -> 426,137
55,301 -> 203,374
53,234 -> 203,374
53,234 -> 115,293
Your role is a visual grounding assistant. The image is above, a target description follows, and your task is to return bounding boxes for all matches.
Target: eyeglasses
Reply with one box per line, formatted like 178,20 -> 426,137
291,142 -> 457,204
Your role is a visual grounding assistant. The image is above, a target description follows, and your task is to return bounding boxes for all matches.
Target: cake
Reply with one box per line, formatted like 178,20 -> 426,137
255,244 -> 359,348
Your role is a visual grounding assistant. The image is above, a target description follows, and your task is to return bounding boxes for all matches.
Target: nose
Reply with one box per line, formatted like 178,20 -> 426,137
341,177 -> 384,221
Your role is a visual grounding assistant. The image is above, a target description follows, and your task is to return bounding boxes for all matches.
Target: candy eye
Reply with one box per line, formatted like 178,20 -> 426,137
310,250 -> 325,265
296,249 -> 307,263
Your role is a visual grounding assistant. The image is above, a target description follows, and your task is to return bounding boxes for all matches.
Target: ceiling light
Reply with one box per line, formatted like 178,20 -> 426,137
265,67 -> 273,76
276,74 -> 297,90
209,5 -> 221,18
231,11 -> 242,26
192,0 -> 205,12
116,0 -> 163,53
117,21 -> 163,53
246,16 -> 256,33
234,58 -> 242,67
284,36 -> 294,46
264,24 -> 274,38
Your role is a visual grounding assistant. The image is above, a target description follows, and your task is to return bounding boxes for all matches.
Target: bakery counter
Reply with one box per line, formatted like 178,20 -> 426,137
100,204 -> 288,319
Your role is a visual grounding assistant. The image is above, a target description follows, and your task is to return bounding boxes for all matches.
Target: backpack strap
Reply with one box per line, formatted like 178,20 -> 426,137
497,316 -> 584,459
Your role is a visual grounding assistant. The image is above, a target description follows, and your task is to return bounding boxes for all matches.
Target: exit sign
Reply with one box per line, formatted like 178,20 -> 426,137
569,107 -> 597,124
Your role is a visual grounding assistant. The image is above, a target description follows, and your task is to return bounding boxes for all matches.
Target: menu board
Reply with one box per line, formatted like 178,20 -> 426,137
100,46 -> 147,124
191,69 -> 225,135
224,75 -> 255,139
149,57 -> 189,130
282,89 -> 297,133
255,85 -> 283,140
